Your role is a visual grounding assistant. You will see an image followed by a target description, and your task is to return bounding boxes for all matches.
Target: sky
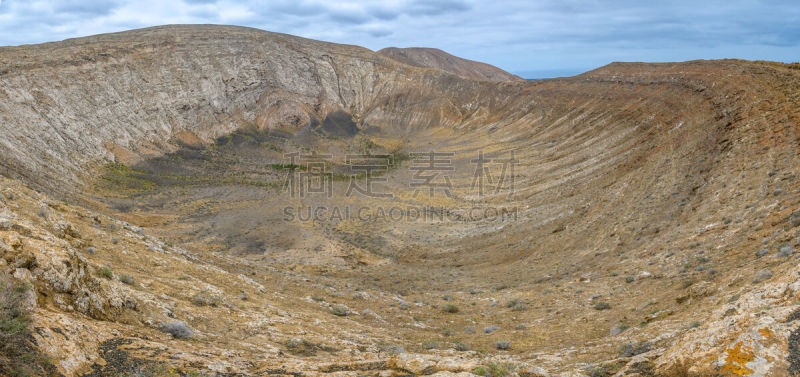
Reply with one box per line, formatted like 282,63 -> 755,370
0,0 -> 798,78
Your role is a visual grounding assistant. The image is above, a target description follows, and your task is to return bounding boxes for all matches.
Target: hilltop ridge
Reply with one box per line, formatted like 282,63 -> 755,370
377,46 -> 523,82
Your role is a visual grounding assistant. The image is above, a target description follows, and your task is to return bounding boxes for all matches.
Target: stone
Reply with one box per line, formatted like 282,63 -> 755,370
791,211 -> 800,228
755,269 -> 773,282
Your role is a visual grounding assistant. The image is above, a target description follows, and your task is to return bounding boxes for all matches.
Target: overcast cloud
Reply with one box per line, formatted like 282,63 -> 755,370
0,0 -> 797,78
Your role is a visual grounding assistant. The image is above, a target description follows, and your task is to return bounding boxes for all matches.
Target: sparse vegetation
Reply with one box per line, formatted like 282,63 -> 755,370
421,339 -> 442,350
505,298 -> 525,310
442,303 -> 460,313
620,341 -> 652,357
119,274 -> 135,285
190,291 -> 222,307
99,266 -> 113,279
594,302 -> 611,310
270,163 -> 307,171
0,275 -> 56,376
1,274 -> 57,377
100,163 -> 158,193
452,340 -> 470,351
473,363 -> 516,377
331,304 -> 350,316
286,338 -> 318,356
590,361 -> 625,377
376,341 -> 404,354
495,340 -> 511,350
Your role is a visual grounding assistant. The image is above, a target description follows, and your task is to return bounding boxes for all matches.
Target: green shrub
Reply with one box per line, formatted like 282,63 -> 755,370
506,299 -> 528,311
421,339 -> 442,350
190,291 -> 221,307
442,304 -> 460,313
331,304 -> 350,316
452,341 -> 470,351
99,266 -> 113,279
594,302 -> 611,310
1,274 -> 58,376
473,363 -> 516,377
119,274 -> 135,285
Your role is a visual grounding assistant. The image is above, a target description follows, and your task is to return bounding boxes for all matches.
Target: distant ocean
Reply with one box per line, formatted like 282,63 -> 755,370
515,68 -> 590,80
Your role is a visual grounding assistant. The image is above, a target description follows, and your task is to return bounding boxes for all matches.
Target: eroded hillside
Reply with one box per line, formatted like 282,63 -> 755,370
2,25 -> 800,376
377,47 -> 523,82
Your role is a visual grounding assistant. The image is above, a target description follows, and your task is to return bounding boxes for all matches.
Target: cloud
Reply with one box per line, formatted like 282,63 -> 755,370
53,0 -> 120,15
366,5 -> 400,21
326,3 -> 371,25
405,0 -> 470,16
266,0 -> 326,17
365,26 -> 393,38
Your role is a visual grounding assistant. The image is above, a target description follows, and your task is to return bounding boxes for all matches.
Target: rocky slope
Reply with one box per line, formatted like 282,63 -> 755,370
0,25 -> 467,193
1,25 -> 800,376
377,47 -> 523,82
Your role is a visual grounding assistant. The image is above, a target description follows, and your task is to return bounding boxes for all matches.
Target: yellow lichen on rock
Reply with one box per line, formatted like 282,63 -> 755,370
722,341 -> 755,376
